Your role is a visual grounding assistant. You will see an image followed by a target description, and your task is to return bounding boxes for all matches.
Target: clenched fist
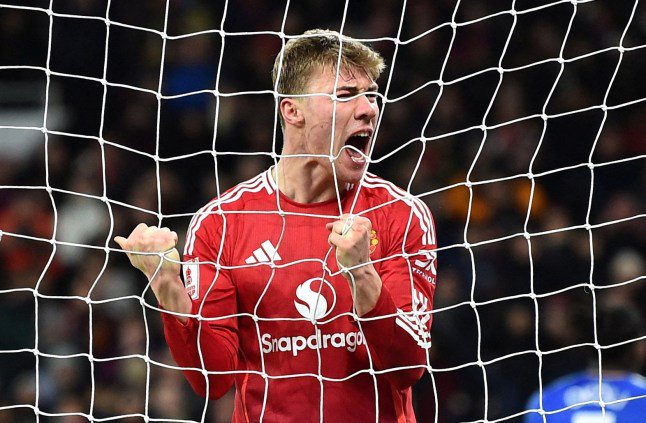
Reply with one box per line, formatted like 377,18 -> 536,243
326,214 -> 373,275
114,223 -> 180,280
115,223 -> 191,320
326,214 -> 382,316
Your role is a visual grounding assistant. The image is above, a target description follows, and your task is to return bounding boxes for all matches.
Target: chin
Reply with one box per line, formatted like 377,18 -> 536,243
337,166 -> 366,185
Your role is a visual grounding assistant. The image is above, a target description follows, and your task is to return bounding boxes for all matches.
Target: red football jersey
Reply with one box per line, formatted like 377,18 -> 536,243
162,169 -> 437,422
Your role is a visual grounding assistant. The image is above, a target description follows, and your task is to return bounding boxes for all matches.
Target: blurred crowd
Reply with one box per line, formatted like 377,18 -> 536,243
0,0 -> 644,422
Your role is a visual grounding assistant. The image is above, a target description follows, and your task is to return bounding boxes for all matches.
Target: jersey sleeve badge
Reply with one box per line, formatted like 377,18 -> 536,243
183,258 -> 200,300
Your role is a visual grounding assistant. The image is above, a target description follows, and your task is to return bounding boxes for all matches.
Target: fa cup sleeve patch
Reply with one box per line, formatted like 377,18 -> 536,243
183,258 -> 200,300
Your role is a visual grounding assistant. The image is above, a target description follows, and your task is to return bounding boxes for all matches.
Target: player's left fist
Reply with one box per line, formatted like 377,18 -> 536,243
326,214 -> 373,277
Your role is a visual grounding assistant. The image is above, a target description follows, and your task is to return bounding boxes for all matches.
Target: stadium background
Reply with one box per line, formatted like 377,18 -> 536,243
0,0 -> 643,421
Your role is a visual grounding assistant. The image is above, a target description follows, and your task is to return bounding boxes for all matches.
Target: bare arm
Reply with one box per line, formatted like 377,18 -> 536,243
115,222 -> 238,398
114,223 -> 192,323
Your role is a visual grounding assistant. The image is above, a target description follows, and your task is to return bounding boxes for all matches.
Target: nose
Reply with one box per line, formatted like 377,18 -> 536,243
354,94 -> 378,122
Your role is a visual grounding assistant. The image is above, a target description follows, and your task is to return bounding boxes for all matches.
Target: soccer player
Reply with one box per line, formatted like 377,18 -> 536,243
115,29 -> 437,422
524,304 -> 646,422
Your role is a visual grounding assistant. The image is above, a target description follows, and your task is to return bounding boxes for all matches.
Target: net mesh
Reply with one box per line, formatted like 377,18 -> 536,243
0,0 -> 644,422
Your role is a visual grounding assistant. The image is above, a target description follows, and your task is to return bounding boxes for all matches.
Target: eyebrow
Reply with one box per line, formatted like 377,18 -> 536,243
336,84 -> 379,93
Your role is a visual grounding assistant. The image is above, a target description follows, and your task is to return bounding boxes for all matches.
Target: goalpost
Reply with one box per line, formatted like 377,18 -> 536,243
0,0 -> 644,422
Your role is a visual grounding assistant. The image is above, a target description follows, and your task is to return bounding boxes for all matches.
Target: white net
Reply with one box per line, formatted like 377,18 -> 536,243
0,0 -> 644,422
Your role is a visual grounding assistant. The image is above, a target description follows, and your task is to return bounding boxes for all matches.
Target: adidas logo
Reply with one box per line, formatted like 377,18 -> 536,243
245,240 -> 282,264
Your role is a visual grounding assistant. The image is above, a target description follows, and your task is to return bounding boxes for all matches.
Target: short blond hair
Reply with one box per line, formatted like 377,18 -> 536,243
272,29 -> 385,126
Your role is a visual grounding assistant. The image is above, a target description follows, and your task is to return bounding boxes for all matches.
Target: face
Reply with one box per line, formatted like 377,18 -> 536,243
298,65 -> 380,184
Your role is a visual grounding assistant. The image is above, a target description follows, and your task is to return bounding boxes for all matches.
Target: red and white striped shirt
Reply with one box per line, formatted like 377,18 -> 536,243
163,169 -> 437,422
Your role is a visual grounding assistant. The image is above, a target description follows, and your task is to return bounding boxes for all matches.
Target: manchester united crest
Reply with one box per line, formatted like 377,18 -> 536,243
369,229 -> 378,255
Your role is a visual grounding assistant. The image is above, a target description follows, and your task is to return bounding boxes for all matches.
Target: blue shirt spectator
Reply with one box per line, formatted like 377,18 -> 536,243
525,371 -> 646,422
525,304 -> 646,422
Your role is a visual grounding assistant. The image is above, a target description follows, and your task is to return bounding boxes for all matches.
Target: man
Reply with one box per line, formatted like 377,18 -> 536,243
524,304 -> 646,422
115,29 -> 437,422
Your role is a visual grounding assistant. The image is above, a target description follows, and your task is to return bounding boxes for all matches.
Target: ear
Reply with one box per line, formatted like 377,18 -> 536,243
280,98 -> 304,127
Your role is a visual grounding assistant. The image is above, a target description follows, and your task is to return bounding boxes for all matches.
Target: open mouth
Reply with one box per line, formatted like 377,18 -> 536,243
344,131 -> 371,163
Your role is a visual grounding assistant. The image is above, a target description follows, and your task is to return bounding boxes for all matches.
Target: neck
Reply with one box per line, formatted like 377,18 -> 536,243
272,158 -> 346,204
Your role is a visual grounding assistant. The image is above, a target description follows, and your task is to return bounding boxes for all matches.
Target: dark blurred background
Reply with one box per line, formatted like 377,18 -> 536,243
0,0 -> 644,422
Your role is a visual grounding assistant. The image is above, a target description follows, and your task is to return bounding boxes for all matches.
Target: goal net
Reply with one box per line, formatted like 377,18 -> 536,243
0,0 -> 644,422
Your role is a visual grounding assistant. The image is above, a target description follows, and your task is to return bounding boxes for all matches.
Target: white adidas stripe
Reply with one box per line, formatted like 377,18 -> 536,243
362,174 -> 436,246
397,309 -> 430,334
185,173 -> 264,244
266,167 -> 277,191
396,288 -> 432,347
365,175 -> 435,246
245,240 -> 282,264
252,247 -> 269,262
261,169 -> 275,194
185,173 -> 271,255
260,240 -> 281,261
398,313 -> 431,337
396,317 -> 422,340
396,313 -> 431,339
395,317 -> 432,348
364,174 -> 432,228
364,173 -> 434,240
396,314 -> 421,335
185,175 -> 265,255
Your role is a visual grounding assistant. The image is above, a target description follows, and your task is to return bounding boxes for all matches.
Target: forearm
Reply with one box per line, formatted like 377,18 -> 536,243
152,272 -> 192,324
347,264 -> 382,316
115,223 -> 191,321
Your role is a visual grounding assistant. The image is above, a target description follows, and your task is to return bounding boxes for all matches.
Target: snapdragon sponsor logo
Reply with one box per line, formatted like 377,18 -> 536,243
261,329 -> 364,356
294,277 -> 336,320
261,278 -> 364,356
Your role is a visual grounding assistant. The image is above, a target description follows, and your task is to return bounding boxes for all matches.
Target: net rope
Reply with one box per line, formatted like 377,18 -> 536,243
0,0 -> 644,422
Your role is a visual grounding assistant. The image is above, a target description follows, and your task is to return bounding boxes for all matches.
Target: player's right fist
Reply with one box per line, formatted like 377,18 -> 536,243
114,223 -> 180,281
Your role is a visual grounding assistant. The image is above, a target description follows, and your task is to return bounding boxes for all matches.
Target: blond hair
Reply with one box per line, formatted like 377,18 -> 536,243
272,29 -> 385,127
